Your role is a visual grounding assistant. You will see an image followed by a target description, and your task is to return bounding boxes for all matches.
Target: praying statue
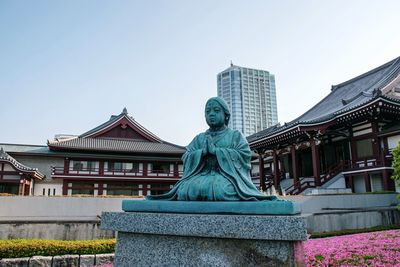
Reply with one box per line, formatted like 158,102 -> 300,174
147,97 -> 277,201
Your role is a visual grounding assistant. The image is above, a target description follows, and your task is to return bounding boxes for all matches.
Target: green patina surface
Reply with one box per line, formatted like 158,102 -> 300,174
147,97 -> 277,202
132,97 -> 299,215
123,200 -> 301,215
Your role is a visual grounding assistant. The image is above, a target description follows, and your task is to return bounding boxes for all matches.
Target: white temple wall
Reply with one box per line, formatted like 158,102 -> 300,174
34,182 -> 63,196
11,155 -> 64,180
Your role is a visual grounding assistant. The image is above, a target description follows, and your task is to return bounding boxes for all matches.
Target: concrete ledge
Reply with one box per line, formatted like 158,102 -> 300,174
122,199 -> 301,215
101,211 -> 307,241
0,221 -> 115,240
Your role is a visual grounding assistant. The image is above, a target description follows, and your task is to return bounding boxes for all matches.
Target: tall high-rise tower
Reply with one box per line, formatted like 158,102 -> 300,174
217,63 -> 278,136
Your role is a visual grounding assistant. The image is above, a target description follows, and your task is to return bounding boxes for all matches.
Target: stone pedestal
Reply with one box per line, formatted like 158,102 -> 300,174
101,212 -> 307,267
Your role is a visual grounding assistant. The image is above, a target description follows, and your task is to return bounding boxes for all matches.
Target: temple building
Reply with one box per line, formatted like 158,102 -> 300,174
0,108 -> 185,196
0,148 -> 44,195
248,57 -> 400,195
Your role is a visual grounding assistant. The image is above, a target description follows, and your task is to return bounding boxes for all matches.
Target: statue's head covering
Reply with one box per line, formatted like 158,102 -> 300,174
205,97 -> 231,125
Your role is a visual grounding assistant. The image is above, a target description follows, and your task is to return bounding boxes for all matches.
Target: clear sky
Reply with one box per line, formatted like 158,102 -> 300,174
0,0 -> 399,147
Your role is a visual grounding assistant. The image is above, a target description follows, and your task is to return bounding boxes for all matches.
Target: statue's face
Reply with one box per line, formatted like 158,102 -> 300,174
205,100 -> 226,128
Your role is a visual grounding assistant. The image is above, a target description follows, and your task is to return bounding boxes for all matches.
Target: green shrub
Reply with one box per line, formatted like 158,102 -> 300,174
0,239 -> 115,259
391,143 -> 400,208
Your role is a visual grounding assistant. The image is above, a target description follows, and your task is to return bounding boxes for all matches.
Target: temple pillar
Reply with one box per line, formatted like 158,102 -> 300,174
382,169 -> 389,191
99,161 -> 105,176
64,158 -> 70,175
272,151 -> 280,190
348,128 -> 356,168
142,185 -> 148,196
19,177 -> 25,196
62,179 -> 68,195
370,119 -> 380,158
291,146 -> 299,188
258,152 -> 266,191
347,175 -> 354,193
311,140 -> 321,186
364,172 -> 371,192
174,163 -> 179,177
143,162 -> 148,176
98,182 -> 104,196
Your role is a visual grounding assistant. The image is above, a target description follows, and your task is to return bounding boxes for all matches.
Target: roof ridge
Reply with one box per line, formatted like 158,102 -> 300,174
124,115 -> 163,143
374,59 -> 400,90
332,56 -> 400,91
79,112 -> 125,138
79,111 -> 163,143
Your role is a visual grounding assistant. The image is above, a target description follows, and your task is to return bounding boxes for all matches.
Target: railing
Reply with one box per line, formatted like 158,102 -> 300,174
284,156 -> 391,195
147,170 -> 183,177
52,167 -> 183,178
52,167 -> 101,176
285,177 -> 315,195
320,160 -> 345,185
251,173 -> 274,191
344,158 -> 386,170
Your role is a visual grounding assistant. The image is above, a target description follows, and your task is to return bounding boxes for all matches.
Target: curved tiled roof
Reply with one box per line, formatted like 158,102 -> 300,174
48,138 -> 185,154
248,56 -> 400,144
79,109 -> 162,142
0,147 -> 44,179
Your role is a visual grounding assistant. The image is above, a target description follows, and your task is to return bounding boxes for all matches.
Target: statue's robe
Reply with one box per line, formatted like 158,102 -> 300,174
147,128 -> 277,201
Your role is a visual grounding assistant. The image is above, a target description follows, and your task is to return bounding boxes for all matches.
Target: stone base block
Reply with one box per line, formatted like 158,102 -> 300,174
102,212 -> 307,267
79,255 -> 95,267
0,257 -> 29,267
95,253 -> 114,266
117,232 -> 303,266
52,255 -> 79,267
28,256 -> 53,267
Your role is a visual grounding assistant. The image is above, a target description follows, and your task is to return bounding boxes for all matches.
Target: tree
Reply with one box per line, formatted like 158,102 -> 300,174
392,142 -> 400,206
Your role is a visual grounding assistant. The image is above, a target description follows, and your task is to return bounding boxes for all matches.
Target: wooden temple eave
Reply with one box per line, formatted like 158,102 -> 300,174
250,119 -> 335,151
0,160 -> 44,180
250,128 -> 303,150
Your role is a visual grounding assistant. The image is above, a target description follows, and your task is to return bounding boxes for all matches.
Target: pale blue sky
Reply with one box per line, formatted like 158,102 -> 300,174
1,0 -> 399,146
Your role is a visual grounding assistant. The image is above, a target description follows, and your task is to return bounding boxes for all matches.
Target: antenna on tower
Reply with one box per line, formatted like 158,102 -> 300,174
230,60 -> 233,67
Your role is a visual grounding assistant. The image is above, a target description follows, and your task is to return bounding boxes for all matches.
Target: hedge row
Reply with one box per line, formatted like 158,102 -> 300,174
0,239 -> 116,259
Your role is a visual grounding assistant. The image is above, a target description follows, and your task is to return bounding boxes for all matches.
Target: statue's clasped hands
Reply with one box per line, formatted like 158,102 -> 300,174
202,135 -> 216,156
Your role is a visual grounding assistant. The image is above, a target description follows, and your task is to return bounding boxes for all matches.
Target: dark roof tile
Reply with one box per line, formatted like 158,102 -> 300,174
48,138 -> 185,154
248,56 -> 400,143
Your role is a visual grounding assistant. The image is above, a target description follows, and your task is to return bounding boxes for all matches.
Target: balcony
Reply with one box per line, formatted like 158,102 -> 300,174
51,166 -> 183,178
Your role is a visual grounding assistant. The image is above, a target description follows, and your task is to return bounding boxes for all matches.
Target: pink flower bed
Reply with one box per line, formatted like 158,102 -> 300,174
96,229 -> 400,267
304,229 -> 400,267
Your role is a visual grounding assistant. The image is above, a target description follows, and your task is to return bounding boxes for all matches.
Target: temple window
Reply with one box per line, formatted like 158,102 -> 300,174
105,182 -> 139,196
150,163 -> 171,174
105,162 -> 140,173
70,160 -> 99,172
70,181 -> 95,195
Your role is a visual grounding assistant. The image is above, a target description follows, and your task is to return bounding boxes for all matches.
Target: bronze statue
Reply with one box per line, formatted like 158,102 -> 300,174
147,97 -> 276,201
